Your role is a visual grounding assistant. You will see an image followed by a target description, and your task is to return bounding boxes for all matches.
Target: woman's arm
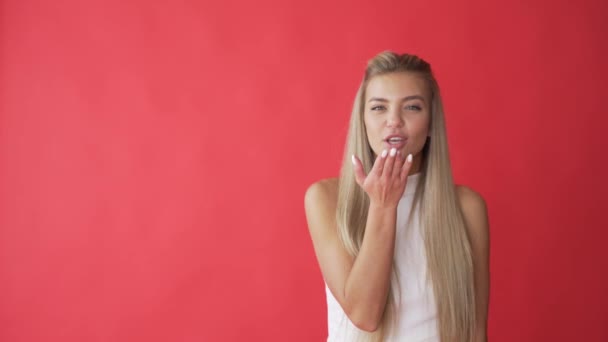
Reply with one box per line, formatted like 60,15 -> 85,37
305,150 -> 413,332
457,186 -> 491,342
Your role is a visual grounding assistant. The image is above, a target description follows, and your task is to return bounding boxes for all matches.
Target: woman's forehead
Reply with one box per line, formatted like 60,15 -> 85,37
366,72 -> 429,101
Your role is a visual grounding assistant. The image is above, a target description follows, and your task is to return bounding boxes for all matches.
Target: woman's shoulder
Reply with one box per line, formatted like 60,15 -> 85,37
454,184 -> 489,244
455,184 -> 486,208
304,177 -> 340,209
304,178 -> 340,241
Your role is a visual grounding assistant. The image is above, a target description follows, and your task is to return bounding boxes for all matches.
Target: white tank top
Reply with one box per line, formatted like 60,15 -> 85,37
325,173 -> 439,341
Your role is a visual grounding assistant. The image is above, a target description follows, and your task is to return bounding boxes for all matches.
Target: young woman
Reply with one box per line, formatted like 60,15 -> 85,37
305,51 -> 490,342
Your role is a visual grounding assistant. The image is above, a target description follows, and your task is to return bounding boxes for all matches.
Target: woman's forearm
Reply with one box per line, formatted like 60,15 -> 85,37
343,202 -> 398,332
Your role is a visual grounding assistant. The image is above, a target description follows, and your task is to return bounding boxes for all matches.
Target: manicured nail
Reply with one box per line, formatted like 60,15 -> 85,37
407,154 -> 413,163
381,149 -> 388,158
351,155 -> 356,165
390,148 -> 397,157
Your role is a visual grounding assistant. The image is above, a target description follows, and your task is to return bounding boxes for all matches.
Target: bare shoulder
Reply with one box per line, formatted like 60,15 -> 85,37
455,185 -> 491,334
305,178 -> 339,212
455,184 -> 490,247
304,177 -> 340,233
455,185 -> 487,213
304,178 -> 359,321
305,177 -> 339,204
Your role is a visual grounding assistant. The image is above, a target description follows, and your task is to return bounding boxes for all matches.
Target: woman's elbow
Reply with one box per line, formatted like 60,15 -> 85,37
347,308 -> 382,332
353,319 -> 380,333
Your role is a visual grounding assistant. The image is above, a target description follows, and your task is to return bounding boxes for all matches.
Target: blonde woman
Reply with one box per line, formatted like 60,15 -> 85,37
305,51 -> 490,342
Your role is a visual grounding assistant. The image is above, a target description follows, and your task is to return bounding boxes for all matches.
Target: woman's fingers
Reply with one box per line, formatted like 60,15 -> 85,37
392,151 -> 405,179
371,149 -> 388,177
382,148 -> 397,178
353,149 -> 412,195
352,150 -> 414,205
400,153 -> 414,181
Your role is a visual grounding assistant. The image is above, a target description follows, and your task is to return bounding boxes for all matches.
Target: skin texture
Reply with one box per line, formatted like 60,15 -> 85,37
305,151 -> 413,332
364,71 -> 431,175
457,186 -> 490,342
305,72 -> 489,339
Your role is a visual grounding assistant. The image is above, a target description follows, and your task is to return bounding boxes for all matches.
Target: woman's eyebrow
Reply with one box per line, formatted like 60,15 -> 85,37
368,95 -> 426,103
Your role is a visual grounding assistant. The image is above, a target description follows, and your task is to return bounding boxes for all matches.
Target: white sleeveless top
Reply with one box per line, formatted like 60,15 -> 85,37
325,173 -> 439,341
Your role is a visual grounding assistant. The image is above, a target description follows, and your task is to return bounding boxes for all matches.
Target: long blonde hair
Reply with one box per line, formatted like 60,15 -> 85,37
336,51 -> 476,342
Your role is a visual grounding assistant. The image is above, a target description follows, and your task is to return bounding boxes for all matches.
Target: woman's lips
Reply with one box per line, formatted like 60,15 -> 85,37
383,139 -> 407,149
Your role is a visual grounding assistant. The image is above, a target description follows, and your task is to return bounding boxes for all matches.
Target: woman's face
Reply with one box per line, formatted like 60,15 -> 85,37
363,71 -> 431,173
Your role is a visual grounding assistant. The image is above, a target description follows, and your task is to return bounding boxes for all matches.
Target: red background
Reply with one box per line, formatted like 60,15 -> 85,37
1,0 -> 607,341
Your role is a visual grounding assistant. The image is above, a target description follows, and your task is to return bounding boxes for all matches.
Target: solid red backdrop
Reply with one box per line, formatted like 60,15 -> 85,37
1,0 -> 607,341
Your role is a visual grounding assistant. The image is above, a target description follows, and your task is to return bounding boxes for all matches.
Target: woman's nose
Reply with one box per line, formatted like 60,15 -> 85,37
387,111 -> 404,127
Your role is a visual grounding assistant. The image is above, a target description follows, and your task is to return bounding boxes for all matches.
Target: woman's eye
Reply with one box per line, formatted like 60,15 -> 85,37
406,105 -> 422,111
371,105 -> 385,111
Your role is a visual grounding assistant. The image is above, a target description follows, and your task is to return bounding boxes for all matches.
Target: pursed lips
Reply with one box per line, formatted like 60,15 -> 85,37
383,135 -> 407,149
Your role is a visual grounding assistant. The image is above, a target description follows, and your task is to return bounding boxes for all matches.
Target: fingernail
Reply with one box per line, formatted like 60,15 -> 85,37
390,148 -> 397,157
351,155 -> 356,165
407,154 -> 413,163
381,149 -> 388,158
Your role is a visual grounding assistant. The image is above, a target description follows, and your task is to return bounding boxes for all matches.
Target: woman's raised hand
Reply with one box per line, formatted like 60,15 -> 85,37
352,148 -> 413,208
